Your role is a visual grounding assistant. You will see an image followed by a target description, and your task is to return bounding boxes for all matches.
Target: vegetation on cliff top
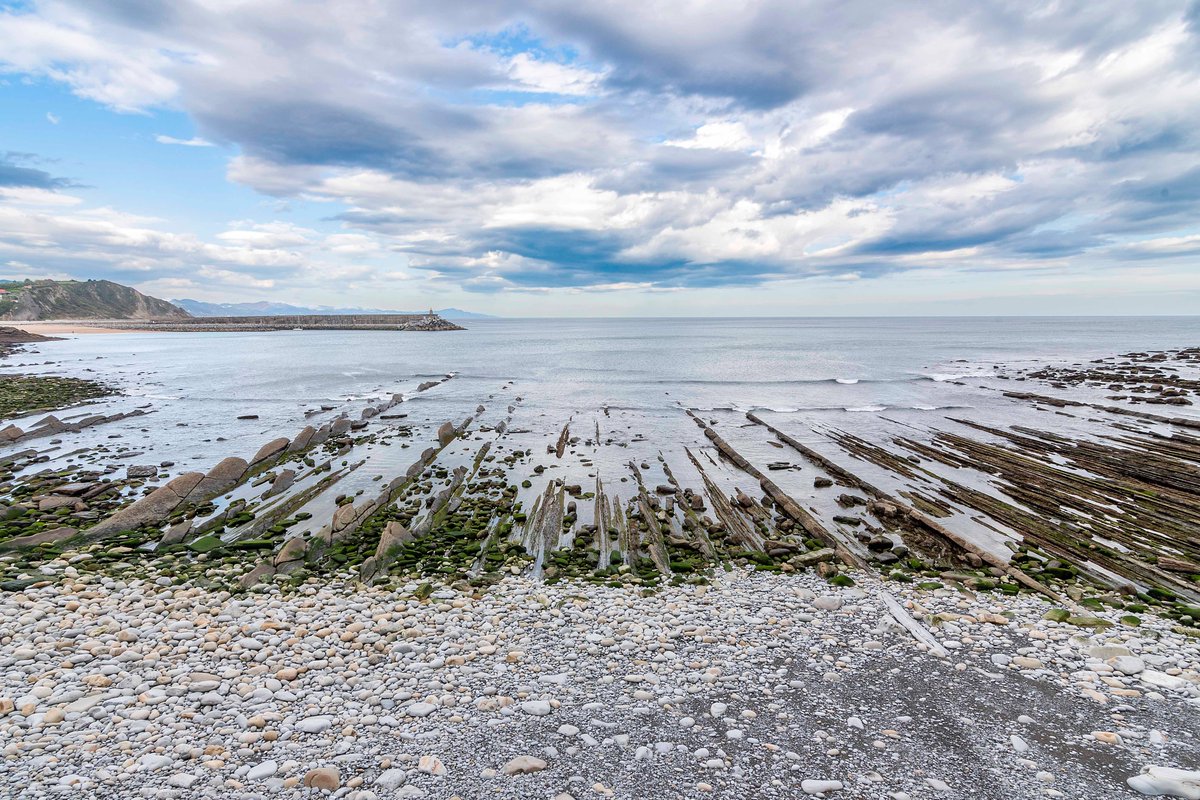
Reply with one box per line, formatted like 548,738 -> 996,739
0,279 -> 190,321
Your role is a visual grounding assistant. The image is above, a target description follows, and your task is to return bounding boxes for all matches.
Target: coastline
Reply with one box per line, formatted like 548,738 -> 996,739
0,322 -> 1197,798
4,320 -> 156,335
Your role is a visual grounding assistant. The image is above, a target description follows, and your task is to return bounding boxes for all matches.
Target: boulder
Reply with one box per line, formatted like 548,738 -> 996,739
238,562 -> 276,589
53,482 -> 94,496
263,468 -> 296,498
250,438 -> 290,465
794,548 -> 837,567
274,537 -> 307,566
437,421 -> 456,447
287,426 -> 316,452
376,520 -> 411,556
160,521 -> 191,546
0,527 -> 77,551
185,457 -> 249,502
302,768 -> 340,791
502,756 -> 547,775
85,472 -> 204,539
166,472 -> 206,497
332,503 -> 357,532
0,425 -> 23,442
329,418 -> 351,436
126,465 -> 158,479
38,495 -> 77,512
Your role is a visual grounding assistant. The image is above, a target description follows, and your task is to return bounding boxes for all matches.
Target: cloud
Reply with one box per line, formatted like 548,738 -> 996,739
155,134 -> 213,147
46,112 -> 59,124
0,0 -> 1197,305
0,153 -> 71,189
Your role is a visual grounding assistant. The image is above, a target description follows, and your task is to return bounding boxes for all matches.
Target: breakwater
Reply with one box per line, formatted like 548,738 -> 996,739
83,313 -> 465,331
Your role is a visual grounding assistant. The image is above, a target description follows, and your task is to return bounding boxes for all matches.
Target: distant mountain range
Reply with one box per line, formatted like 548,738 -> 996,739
172,299 -> 493,319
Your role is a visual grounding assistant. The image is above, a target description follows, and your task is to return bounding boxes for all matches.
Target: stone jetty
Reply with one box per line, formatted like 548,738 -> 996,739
85,313 -> 465,332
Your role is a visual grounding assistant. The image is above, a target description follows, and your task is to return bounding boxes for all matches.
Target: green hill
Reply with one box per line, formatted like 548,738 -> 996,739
0,279 -> 190,320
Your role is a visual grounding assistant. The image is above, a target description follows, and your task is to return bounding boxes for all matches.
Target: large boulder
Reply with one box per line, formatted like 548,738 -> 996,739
38,495 -> 78,512
262,468 -> 296,499
250,438 -> 290,465
331,503 -> 357,532
287,426 -> 316,452
376,520 -> 411,556
0,526 -> 77,551
85,472 -> 204,539
184,457 -> 249,502
437,421 -> 456,447
275,536 -> 308,565
238,561 -> 276,589
310,423 -> 331,445
159,520 -> 191,546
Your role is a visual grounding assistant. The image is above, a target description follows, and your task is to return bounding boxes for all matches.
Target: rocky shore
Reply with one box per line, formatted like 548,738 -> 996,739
0,342 -> 1198,797
0,326 -> 115,418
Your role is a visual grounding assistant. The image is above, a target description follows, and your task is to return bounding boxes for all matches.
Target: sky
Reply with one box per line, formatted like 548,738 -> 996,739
1,1 -> 1199,317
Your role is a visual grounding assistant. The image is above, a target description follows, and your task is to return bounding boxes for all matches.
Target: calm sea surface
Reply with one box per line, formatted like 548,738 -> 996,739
5,316 -> 1200,471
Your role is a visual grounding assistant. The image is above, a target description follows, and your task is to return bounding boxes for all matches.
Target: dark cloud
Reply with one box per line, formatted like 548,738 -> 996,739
0,153 -> 71,189
193,97 -> 453,178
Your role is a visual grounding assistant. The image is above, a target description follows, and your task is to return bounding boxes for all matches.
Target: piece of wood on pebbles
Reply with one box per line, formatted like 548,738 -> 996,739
878,590 -> 948,658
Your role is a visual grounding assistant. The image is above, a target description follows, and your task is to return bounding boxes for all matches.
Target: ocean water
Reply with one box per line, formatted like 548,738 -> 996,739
4,316 -> 1199,555
2,315 -> 1197,456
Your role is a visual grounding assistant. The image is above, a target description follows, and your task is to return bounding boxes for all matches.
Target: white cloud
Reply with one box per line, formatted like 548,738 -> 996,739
155,134 -> 214,147
0,0 -> 1197,309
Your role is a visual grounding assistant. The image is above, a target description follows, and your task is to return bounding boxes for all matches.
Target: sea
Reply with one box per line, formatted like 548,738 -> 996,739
4,315 -> 1199,556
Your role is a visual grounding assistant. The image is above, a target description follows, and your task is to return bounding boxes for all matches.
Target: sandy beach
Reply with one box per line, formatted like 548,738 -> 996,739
6,320 -> 156,335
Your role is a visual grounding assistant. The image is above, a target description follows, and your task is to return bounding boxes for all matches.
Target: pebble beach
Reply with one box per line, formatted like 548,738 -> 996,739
3,566 -> 1198,799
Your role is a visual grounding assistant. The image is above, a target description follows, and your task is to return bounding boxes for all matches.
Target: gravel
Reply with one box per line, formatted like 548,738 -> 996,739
1,568 -> 1198,799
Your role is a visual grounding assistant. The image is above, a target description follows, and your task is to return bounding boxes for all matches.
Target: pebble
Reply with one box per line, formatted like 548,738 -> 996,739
520,700 -> 553,716
802,779 -> 844,794
297,716 -> 332,733
303,767 -> 340,791
502,755 -> 548,775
